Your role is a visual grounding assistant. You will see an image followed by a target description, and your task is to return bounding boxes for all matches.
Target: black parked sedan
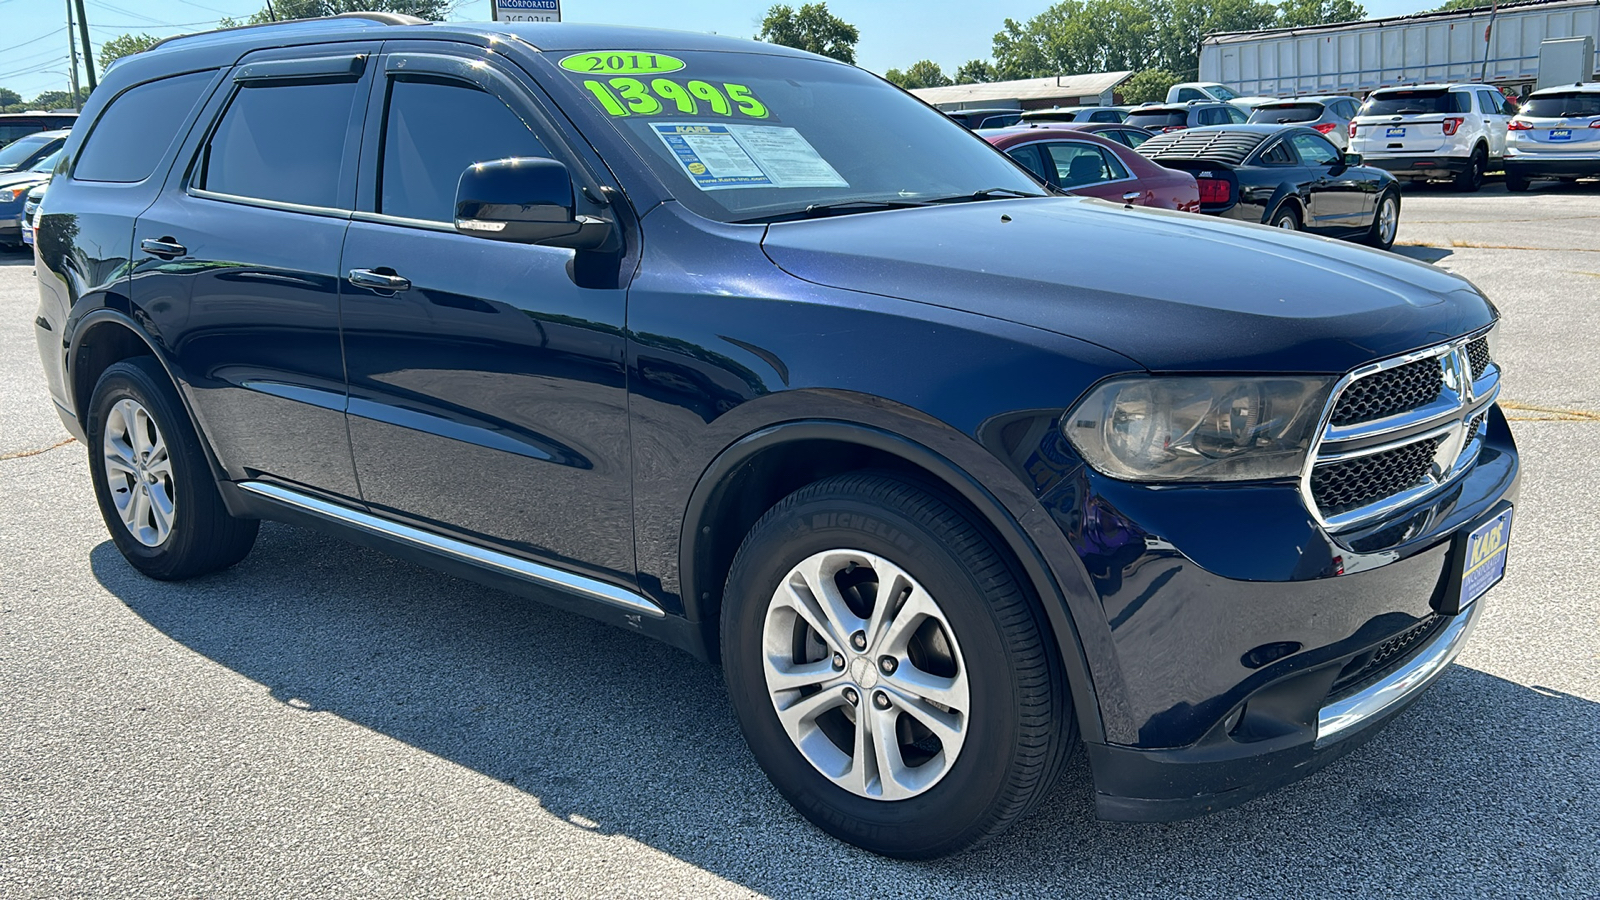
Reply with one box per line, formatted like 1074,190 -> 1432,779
1136,124 -> 1401,250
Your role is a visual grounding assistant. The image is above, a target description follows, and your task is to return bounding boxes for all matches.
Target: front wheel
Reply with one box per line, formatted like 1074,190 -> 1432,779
1365,191 -> 1401,250
720,473 -> 1073,858
87,357 -> 259,580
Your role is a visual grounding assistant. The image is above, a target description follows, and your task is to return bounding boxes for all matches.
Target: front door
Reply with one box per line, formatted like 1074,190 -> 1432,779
1289,132 -> 1369,233
131,46 -> 376,500
339,48 -> 636,585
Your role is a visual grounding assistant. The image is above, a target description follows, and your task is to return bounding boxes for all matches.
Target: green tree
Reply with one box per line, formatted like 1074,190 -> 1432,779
244,0 -> 449,23
885,60 -> 953,89
100,33 -> 161,74
756,3 -> 861,64
1275,0 -> 1365,27
0,88 -> 21,108
1119,68 -> 1183,103
30,89 -> 90,111
1434,0 -> 1489,9
954,59 -> 998,84
1151,0 -> 1280,79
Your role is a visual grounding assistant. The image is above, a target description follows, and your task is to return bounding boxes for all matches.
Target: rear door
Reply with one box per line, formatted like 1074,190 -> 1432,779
131,46 -> 377,500
1476,89 -> 1510,157
338,45 -> 637,585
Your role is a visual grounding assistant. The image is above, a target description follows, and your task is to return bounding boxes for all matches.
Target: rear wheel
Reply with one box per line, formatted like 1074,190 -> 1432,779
1453,147 -> 1486,192
88,358 -> 258,580
1270,204 -> 1301,231
1364,190 -> 1400,250
1505,170 -> 1530,192
720,473 -> 1073,858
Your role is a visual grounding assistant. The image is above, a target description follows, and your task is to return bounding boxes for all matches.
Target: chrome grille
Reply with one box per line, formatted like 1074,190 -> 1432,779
1329,357 -> 1444,426
1303,329 -> 1500,532
1466,338 -> 1491,380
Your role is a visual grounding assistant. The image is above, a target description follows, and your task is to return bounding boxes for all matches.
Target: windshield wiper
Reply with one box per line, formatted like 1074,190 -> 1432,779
926,187 -> 1048,203
731,199 -> 932,224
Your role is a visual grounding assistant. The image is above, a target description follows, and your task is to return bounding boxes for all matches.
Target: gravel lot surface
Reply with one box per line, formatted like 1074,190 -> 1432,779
2,184 -> 1597,898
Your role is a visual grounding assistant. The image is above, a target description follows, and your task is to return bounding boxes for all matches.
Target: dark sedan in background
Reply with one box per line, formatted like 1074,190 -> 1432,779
1136,124 -> 1401,249
984,127 -> 1199,211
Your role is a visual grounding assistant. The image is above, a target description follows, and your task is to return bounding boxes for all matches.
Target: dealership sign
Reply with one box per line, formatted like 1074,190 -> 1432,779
494,0 -> 561,22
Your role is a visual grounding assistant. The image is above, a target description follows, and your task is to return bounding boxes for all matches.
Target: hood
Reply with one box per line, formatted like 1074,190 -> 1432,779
0,170 -> 50,191
760,198 -> 1495,373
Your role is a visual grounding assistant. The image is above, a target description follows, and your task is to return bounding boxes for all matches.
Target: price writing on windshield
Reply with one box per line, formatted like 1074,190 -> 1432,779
560,52 -> 685,75
581,78 -> 769,119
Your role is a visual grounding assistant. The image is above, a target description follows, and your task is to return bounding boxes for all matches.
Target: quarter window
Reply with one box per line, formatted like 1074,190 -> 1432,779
75,71 -> 214,183
199,79 -> 360,208
1259,141 -> 1296,165
379,77 -> 551,223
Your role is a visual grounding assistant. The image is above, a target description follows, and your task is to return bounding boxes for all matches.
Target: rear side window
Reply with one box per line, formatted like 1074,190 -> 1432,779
1112,129 -> 1150,148
199,80 -> 359,208
378,78 -> 551,223
1251,103 -> 1323,124
1045,141 -> 1128,187
1523,92 -> 1600,118
1197,107 -> 1230,126
1361,90 -> 1469,116
75,72 -> 214,183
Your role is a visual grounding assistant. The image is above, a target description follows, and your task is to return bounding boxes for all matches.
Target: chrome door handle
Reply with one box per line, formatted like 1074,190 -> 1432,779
139,237 -> 186,259
347,268 -> 411,292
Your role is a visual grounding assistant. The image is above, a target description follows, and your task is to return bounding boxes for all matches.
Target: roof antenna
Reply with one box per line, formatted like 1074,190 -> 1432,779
265,0 -> 278,20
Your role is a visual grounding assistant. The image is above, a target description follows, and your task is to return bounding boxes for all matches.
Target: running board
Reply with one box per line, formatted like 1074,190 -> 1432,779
237,481 -> 665,619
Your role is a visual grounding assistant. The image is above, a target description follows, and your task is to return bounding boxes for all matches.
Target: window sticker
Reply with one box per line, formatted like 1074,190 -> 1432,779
582,78 -> 769,118
560,52 -> 686,75
651,123 -> 848,191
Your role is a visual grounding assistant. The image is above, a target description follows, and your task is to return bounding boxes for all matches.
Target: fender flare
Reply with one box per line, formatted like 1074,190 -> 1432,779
680,418 -> 1107,744
1261,188 -> 1304,227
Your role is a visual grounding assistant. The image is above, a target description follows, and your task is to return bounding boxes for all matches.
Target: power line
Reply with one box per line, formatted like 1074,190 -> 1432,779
0,27 -> 68,56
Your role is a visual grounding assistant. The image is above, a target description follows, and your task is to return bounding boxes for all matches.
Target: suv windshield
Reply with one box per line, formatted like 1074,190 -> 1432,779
554,50 -> 1041,222
1522,92 -> 1600,118
1360,89 -> 1466,116
1207,85 -> 1239,101
0,133 -> 52,167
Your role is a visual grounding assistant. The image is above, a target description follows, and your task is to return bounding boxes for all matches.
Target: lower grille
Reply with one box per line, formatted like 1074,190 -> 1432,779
1328,616 -> 1445,701
1310,437 -> 1441,516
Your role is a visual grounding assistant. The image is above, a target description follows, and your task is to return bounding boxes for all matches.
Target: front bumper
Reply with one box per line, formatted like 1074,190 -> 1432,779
1039,405 -> 1519,820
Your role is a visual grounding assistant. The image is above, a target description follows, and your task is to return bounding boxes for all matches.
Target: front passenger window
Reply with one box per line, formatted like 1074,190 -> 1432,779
379,77 -> 551,222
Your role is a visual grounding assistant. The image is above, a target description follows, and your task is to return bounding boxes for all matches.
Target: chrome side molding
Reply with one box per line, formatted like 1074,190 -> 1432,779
238,481 -> 665,619
1315,599 -> 1482,747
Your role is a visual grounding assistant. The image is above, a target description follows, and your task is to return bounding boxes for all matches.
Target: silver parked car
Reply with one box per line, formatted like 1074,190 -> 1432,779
1504,83 -> 1600,191
1020,106 -> 1128,124
1123,101 -> 1246,133
1248,96 -> 1361,150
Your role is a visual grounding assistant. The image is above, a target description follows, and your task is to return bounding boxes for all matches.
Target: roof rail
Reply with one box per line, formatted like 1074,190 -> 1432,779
146,12 -> 426,54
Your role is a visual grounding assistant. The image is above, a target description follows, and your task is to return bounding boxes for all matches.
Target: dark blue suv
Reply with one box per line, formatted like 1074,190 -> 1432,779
32,14 -> 1519,858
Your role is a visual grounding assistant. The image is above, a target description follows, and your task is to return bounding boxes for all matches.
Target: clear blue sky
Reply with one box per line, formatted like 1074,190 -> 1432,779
0,0 -> 1432,103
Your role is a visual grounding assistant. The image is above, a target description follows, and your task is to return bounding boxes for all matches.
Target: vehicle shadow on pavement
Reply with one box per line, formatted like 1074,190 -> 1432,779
0,249 -> 34,267
1392,245 -> 1454,264
93,523 -> 1597,898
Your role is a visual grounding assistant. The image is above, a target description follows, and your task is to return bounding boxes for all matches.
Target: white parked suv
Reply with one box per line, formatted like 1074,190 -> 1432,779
1350,83 -> 1514,191
1504,82 -> 1600,191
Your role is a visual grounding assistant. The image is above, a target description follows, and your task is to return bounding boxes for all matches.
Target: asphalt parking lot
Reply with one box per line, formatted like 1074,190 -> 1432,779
2,184 -> 1597,898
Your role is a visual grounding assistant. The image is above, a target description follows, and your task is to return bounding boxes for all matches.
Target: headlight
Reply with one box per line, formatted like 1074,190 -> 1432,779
0,186 -> 30,202
1063,376 -> 1335,482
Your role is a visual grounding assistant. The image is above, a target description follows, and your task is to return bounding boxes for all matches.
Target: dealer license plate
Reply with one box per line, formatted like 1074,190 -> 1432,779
1459,507 -> 1512,610
1549,129 -> 1573,141
21,224 -> 33,245
1386,127 -> 1406,138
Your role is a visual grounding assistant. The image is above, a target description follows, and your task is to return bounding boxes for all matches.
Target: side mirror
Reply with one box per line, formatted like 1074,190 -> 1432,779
1342,152 -> 1363,167
454,157 -> 610,250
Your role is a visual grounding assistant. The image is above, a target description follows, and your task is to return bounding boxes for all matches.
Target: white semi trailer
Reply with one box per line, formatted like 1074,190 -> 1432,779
1199,0 -> 1600,98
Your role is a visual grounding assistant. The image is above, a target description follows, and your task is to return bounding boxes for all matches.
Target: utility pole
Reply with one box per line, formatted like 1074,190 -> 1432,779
75,0 -> 97,92
65,0 -> 81,110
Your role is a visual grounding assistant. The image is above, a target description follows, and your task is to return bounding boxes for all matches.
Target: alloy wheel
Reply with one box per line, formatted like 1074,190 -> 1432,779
102,398 -> 176,547
762,549 -> 970,801
1378,196 -> 1398,245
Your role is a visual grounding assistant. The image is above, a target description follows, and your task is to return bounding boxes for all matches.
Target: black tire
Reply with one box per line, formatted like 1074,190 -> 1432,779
1268,203 -> 1301,231
1453,147 -> 1486,192
1364,190 -> 1401,250
720,473 -> 1074,858
1504,170 -> 1530,192
87,357 -> 258,580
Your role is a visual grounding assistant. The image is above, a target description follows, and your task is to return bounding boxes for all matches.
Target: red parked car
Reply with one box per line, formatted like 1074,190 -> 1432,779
984,127 -> 1200,212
